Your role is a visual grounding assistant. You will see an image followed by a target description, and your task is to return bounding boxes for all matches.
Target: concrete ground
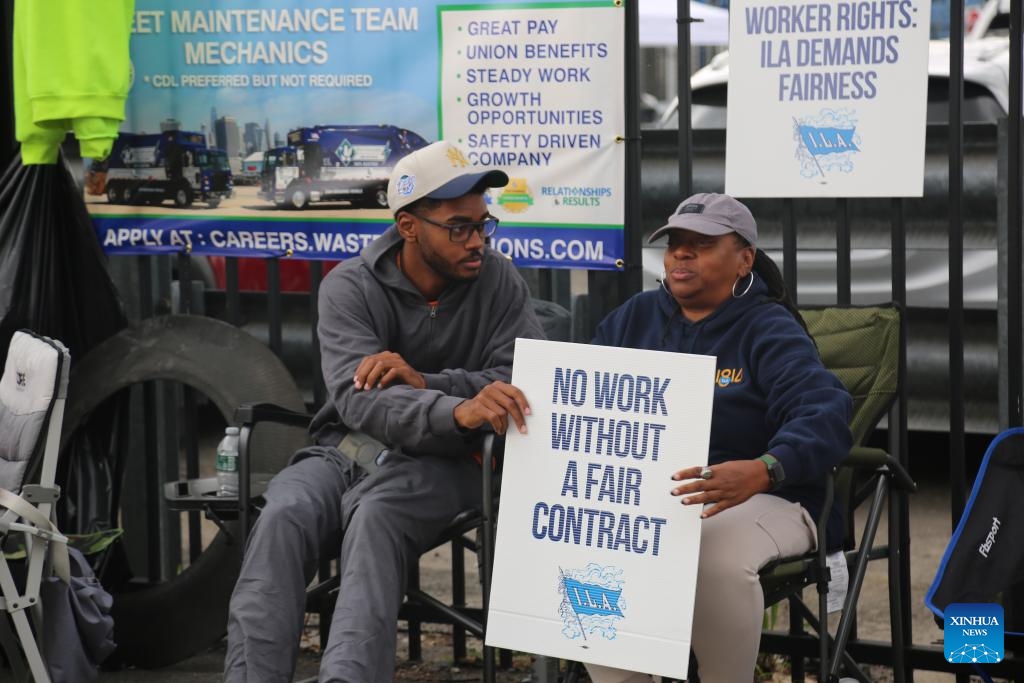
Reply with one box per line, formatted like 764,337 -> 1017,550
93,474 -> 991,682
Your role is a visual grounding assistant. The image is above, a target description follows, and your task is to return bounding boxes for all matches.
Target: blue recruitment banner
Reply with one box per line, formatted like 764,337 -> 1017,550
87,1 -> 626,270
93,214 -> 623,267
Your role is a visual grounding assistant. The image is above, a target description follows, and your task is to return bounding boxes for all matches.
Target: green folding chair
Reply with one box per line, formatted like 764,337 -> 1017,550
758,304 -> 917,683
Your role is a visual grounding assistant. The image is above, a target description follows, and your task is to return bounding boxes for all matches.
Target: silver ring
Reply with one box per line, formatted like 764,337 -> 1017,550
699,466 -> 713,480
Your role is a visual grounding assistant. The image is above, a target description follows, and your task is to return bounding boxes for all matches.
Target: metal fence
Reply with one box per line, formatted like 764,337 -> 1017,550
2,0 -> 1024,677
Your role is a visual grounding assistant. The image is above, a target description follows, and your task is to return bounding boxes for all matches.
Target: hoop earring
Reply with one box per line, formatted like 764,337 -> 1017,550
732,271 -> 755,298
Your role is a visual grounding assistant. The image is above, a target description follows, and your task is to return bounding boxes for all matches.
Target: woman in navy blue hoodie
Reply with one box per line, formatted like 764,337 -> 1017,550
586,193 -> 852,682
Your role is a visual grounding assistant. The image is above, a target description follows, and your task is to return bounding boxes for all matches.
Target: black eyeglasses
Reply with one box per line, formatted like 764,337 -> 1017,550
409,212 -> 499,243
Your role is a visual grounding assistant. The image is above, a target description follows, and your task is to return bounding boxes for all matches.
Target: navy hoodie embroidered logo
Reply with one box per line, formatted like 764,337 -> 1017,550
715,367 -> 744,387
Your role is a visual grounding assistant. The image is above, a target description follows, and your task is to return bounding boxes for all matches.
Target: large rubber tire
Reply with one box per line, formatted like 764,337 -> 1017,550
173,185 -> 193,208
106,182 -> 121,204
289,187 -> 309,210
61,315 -> 307,668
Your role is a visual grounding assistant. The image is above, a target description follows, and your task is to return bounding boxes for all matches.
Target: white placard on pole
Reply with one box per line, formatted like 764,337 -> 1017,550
486,339 -> 716,680
725,0 -> 933,197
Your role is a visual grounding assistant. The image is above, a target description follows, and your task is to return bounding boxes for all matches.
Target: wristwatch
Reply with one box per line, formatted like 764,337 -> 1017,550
757,454 -> 786,491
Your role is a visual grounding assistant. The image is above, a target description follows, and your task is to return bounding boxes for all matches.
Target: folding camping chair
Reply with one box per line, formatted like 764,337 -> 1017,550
758,304 -> 917,683
0,330 -> 71,683
925,426 -> 1024,676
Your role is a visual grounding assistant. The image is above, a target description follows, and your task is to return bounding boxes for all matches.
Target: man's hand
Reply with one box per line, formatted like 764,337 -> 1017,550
669,460 -> 771,518
453,381 -> 531,435
353,352 -> 426,391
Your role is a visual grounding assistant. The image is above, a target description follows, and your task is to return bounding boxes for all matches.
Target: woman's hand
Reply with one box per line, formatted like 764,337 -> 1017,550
353,351 -> 426,390
670,460 -> 772,518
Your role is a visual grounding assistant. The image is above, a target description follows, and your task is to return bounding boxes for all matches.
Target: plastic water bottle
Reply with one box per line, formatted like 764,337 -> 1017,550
216,427 -> 240,496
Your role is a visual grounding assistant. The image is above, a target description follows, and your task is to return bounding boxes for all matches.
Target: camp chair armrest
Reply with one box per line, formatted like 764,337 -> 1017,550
233,401 -> 312,428
841,446 -> 917,493
233,402 -> 314,534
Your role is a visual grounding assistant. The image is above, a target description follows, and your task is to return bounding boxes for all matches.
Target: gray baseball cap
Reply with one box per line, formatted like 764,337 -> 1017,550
387,140 -> 508,215
647,192 -> 758,248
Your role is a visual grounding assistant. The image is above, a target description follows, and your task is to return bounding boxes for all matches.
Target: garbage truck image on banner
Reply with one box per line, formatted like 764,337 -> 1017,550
91,130 -> 233,209
259,124 -> 429,210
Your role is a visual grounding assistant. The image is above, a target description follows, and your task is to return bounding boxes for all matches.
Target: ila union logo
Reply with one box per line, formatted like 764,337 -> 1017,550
945,603 -> 1003,664
793,108 -> 862,183
558,563 -> 625,642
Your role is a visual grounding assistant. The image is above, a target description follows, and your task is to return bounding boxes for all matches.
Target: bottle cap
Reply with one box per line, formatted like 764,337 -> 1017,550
225,426 -> 240,435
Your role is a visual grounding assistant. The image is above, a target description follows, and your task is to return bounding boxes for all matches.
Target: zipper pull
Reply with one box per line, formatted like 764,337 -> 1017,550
429,303 -> 438,318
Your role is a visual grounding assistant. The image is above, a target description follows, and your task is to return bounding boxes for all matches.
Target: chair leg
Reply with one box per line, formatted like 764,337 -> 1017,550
887,485 -> 908,683
407,562 -> 423,661
0,615 -> 30,681
317,557 -> 333,651
792,602 -> 872,683
9,609 -> 49,683
451,538 -> 467,662
829,476 -> 887,681
563,659 -> 584,683
483,645 -> 495,682
481,434 -> 497,683
788,596 -> 806,682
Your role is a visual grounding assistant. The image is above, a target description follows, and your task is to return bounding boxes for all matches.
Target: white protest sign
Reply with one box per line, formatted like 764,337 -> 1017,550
437,4 -> 626,267
486,339 -> 716,680
725,0 -> 932,197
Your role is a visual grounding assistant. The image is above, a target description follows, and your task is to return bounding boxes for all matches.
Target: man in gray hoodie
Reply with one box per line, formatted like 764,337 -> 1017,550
225,140 -> 545,682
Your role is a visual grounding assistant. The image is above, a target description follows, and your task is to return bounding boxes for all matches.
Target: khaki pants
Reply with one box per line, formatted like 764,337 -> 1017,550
587,494 -> 816,683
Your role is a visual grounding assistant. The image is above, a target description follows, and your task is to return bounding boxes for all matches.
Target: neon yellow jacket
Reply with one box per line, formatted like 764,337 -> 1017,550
13,1 -> 134,164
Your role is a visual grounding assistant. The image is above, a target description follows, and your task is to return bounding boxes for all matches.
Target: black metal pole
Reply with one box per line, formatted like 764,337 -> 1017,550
225,256 -> 240,326
890,197 -> 911,681
177,254 -> 203,561
1007,0 -> 1024,428
267,258 -> 282,355
1003,0 -> 1024,645
310,260 -> 325,408
677,0 -> 693,197
587,0 -> 644,336
948,0 -> 967,529
836,199 -> 851,305
783,198 -> 798,304
623,0 -> 643,297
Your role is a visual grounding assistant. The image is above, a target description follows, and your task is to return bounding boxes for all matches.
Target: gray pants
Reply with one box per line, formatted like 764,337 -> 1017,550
587,494 -> 817,683
224,446 -> 483,683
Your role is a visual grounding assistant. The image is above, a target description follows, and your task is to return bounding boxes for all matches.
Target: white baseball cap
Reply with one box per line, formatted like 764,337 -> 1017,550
387,140 -> 508,215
